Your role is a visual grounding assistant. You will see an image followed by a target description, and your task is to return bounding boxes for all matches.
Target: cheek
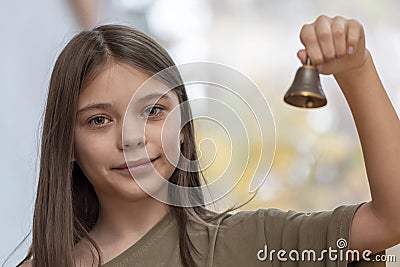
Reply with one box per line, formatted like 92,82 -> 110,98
74,129 -> 114,176
163,135 -> 181,171
146,124 -> 181,171
157,113 -> 182,164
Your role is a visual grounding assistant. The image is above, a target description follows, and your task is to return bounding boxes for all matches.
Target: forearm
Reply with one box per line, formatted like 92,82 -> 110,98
334,51 -> 400,228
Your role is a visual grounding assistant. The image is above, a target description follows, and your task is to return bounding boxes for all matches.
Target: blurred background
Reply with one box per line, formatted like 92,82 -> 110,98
1,0 -> 399,265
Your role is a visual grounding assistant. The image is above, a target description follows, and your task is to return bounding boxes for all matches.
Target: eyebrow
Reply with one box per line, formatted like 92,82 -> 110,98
76,93 -> 173,116
77,103 -> 113,116
139,93 -> 172,103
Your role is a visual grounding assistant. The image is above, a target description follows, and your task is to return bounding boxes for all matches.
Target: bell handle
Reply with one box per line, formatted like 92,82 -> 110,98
305,56 -> 312,66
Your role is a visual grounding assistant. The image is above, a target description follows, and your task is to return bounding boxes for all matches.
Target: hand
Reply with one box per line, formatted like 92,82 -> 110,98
297,15 -> 369,75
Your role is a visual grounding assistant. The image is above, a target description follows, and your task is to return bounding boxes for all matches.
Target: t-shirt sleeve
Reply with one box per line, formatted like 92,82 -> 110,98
260,202 -> 386,267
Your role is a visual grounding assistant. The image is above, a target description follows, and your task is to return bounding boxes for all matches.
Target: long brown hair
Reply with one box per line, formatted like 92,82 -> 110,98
12,24 -> 255,267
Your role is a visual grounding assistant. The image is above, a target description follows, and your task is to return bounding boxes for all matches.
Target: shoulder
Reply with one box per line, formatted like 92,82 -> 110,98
214,208 -> 289,230
19,260 -> 32,267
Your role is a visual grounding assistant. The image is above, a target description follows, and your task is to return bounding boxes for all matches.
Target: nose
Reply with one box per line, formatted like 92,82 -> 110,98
118,119 -> 147,150
122,133 -> 146,150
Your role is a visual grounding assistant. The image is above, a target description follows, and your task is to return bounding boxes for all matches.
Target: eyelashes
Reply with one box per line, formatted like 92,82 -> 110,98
88,116 -> 111,128
142,105 -> 164,119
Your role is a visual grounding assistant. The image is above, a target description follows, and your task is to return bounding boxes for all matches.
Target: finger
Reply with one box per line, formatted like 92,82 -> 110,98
331,16 -> 347,57
347,19 -> 364,55
314,15 -> 336,62
300,24 -> 324,65
297,49 -> 307,64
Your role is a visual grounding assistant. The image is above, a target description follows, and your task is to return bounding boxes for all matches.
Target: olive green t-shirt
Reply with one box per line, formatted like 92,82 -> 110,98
101,203 -> 386,267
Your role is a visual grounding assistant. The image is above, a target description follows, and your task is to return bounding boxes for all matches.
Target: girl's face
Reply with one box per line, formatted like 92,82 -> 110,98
73,62 -> 183,200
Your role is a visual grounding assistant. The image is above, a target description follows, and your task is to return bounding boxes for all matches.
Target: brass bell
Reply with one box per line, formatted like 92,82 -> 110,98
284,57 -> 327,108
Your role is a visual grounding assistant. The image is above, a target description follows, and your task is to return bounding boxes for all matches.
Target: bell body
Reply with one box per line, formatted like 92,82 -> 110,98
284,65 -> 327,108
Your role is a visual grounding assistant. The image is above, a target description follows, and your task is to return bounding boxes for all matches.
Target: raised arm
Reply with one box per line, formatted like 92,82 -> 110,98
297,15 -> 400,255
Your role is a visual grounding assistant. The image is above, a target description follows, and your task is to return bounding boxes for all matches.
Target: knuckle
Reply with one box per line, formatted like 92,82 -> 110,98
300,25 -> 316,43
316,14 -> 329,22
317,29 -> 331,40
333,15 -> 345,21
301,23 -> 312,30
332,27 -> 345,38
348,18 -> 360,25
300,24 -> 312,35
349,19 -> 361,28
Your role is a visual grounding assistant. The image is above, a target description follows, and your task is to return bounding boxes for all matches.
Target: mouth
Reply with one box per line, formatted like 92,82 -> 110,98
113,157 -> 159,176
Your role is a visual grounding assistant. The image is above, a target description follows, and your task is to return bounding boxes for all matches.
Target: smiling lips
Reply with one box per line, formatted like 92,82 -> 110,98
113,157 -> 158,176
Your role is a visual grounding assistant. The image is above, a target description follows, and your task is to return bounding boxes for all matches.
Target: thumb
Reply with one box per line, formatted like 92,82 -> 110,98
297,49 -> 307,65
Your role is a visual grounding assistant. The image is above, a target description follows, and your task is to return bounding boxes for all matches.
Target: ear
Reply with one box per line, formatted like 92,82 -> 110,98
180,131 -> 184,144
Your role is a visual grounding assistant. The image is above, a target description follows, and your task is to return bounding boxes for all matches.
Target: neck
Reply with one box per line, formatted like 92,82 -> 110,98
89,187 -> 171,247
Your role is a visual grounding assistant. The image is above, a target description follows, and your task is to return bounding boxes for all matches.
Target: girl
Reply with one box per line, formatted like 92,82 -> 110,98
16,15 -> 400,267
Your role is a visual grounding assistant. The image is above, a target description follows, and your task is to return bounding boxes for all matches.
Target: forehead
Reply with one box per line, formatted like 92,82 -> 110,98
77,62 -> 179,110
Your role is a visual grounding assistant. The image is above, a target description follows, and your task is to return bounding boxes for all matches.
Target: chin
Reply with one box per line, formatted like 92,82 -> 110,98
120,177 -> 168,201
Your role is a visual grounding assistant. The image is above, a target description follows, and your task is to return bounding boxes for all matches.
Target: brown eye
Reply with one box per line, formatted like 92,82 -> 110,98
143,105 -> 164,118
89,116 -> 110,128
